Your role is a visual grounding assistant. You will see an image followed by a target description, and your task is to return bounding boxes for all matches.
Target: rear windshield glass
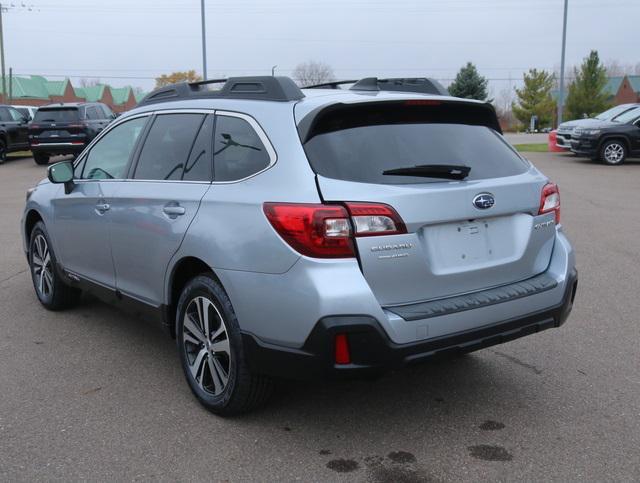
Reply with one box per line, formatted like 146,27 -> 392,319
303,104 -> 529,184
33,108 -> 79,123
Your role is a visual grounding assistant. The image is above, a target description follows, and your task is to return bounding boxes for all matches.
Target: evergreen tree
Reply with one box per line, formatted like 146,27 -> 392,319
448,62 -> 489,100
512,69 -> 556,127
564,50 -> 611,119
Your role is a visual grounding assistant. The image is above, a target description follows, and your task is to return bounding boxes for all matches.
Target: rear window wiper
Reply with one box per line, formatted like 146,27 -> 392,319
383,164 -> 471,180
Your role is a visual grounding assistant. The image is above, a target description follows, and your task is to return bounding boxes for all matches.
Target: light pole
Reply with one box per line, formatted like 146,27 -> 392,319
271,65 -> 277,76
200,0 -> 207,80
557,0 -> 569,126
0,3 -> 6,103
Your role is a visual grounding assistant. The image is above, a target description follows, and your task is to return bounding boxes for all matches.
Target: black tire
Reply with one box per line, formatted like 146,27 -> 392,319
176,274 -> 274,416
599,139 -> 627,165
33,153 -> 50,165
0,139 -> 6,164
28,221 -> 81,310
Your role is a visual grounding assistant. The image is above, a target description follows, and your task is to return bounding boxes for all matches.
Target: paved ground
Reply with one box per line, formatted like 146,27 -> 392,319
1,152 -> 639,482
504,132 -> 548,145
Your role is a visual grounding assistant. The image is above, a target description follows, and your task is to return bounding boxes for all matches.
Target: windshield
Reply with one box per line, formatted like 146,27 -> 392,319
33,108 -> 79,123
611,107 -> 640,124
594,104 -> 635,121
304,123 -> 529,184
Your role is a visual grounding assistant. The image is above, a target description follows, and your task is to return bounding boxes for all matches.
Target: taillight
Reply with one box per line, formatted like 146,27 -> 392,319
538,182 -> 560,224
344,202 -> 407,237
263,202 -> 407,258
263,203 -> 355,258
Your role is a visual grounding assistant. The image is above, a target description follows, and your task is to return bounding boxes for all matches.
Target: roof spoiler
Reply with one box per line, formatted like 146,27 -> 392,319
305,77 -> 450,96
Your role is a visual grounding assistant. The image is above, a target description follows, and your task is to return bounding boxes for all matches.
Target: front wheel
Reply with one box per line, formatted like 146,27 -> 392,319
0,139 -> 6,164
33,153 -> 50,165
28,221 -> 81,310
600,140 -> 627,165
176,274 -> 274,415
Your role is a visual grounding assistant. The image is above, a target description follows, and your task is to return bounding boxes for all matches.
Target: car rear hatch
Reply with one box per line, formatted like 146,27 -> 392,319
29,107 -> 87,146
298,99 -> 557,306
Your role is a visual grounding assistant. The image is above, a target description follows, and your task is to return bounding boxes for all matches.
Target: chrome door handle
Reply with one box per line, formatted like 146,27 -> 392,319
163,205 -> 186,217
95,202 -> 110,213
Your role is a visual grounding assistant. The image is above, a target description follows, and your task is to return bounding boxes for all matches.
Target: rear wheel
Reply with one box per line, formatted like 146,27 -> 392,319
176,274 -> 274,415
33,153 -> 50,165
28,221 -> 80,310
600,140 -> 627,165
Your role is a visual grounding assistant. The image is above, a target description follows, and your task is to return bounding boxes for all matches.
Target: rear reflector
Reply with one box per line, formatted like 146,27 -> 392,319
263,202 -> 407,259
538,182 -> 560,224
334,333 -> 351,365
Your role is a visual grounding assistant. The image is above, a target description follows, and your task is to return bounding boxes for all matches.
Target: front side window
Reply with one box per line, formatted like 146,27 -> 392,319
134,114 -> 204,181
213,115 -> 270,182
81,116 -> 147,180
8,107 -> 25,121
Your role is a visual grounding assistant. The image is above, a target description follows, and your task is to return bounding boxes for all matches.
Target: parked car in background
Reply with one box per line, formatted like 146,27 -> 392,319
28,102 -> 115,165
0,104 -> 30,164
22,76 -> 577,415
556,103 -> 639,149
12,105 -> 38,122
570,106 -> 640,164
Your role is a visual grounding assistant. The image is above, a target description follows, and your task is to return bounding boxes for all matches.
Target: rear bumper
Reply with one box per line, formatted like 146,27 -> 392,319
30,143 -> 86,156
242,269 -> 578,380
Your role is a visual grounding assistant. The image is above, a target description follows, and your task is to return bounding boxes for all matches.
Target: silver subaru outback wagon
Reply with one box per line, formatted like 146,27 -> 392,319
21,76 -> 577,415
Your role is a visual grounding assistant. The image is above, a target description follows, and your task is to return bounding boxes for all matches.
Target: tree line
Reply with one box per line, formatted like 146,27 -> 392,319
153,51 -> 622,128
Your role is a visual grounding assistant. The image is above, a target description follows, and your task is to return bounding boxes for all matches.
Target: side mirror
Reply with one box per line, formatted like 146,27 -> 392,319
20,116 -> 29,124
47,161 -> 75,194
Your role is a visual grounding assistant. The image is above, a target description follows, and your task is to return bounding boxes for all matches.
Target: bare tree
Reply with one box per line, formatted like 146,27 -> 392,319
604,59 -> 640,77
292,61 -> 336,87
80,78 -> 102,87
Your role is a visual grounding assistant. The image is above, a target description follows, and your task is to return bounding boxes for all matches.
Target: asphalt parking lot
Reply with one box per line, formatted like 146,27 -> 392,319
1,152 -> 639,482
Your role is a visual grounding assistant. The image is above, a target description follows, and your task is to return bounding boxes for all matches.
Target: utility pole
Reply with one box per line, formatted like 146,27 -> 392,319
0,3 -> 6,104
557,0 -> 569,126
200,0 -> 207,80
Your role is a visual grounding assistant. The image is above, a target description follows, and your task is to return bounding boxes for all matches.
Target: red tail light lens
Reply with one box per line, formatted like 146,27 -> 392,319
263,203 -> 355,258
334,333 -> 351,365
263,202 -> 407,258
538,182 -> 560,224
345,202 -> 407,237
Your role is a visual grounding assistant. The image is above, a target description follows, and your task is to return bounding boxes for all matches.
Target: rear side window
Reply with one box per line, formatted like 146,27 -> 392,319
85,106 -> 100,120
0,107 -> 11,121
213,115 -> 270,181
134,114 -> 205,181
33,108 -> 79,123
303,102 -> 528,184
183,115 -> 213,182
82,117 -> 147,180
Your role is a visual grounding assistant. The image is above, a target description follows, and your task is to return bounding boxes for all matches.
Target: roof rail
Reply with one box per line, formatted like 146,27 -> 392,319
304,77 -> 449,96
304,80 -> 358,89
137,76 -> 305,106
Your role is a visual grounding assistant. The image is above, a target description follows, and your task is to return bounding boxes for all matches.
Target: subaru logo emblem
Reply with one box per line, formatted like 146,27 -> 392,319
473,193 -> 495,210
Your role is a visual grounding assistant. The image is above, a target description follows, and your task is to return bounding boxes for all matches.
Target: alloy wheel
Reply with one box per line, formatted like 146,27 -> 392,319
32,234 -> 53,298
604,143 -> 624,164
182,296 -> 231,396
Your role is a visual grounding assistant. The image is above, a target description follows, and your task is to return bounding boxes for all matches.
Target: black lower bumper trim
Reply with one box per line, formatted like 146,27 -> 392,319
242,270 -> 578,380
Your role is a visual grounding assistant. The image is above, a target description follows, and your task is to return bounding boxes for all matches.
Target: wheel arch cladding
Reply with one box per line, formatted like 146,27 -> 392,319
25,209 -> 44,243
600,135 -> 630,152
167,256 -> 228,337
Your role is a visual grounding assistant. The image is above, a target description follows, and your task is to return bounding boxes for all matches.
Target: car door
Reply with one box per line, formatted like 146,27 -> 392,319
108,112 -> 213,306
50,115 -> 150,289
7,107 -> 29,146
0,106 -> 25,149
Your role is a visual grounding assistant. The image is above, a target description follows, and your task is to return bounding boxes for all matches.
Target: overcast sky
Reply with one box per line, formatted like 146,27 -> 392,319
5,0 -> 638,96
